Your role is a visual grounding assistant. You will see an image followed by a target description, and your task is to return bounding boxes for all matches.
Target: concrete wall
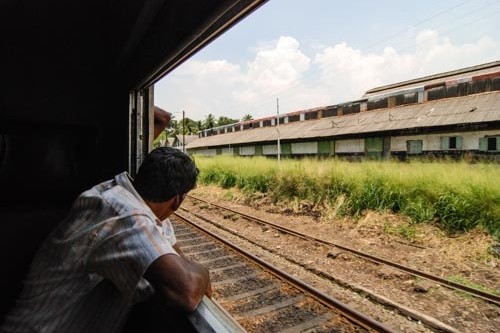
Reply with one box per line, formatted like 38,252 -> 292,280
189,130 -> 500,157
391,130 -> 500,151
239,146 -> 256,156
291,142 -> 318,154
335,139 -> 364,153
263,144 -> 278,155
192,148 -> 217,156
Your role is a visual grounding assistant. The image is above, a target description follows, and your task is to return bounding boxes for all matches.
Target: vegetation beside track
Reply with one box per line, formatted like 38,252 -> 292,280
193,156 -> 500,239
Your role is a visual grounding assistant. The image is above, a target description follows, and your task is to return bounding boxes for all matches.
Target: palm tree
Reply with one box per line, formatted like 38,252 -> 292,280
184,118 -> 199,134
167,119 -> 180,136
242,114 -> 253,121
204,113 -> 216,129
217,116 -> 238,126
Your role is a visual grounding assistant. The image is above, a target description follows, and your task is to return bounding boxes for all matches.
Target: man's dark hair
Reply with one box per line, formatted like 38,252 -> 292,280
134,147 -> 198,202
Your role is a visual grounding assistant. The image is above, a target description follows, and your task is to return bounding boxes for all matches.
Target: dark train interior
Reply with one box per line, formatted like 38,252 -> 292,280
0,0 -> 266,328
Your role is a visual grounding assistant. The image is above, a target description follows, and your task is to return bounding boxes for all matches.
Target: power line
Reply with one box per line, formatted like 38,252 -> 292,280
214,1 -> 499,118
359,0 -> 472,52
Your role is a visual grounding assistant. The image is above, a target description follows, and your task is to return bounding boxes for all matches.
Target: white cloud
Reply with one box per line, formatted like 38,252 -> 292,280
155,31 -> 500,122
312,30 -> 499,101
232,36 -> 311,117
247,36 -> 310,91
155,60 -> 244,120
413,30 -> 498,75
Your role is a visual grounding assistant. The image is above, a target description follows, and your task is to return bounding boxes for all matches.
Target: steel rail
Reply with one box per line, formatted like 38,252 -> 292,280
187,195 -> 500,306
174,211 -> 399,333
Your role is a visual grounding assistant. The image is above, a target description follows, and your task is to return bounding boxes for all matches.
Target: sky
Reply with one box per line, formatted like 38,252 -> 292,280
154,0 -> 500,122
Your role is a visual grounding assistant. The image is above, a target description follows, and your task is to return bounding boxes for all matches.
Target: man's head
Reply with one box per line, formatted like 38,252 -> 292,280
134,147 -> 198,218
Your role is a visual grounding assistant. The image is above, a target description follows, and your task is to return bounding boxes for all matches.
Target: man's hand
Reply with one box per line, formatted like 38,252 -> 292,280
145,253 -> 211,313
172,242 -> 212,298
154,106 -> 171,139
205,281 -> 213,299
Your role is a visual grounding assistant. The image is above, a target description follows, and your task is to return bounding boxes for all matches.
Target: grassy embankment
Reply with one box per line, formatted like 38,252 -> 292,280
194,156 -> 500,239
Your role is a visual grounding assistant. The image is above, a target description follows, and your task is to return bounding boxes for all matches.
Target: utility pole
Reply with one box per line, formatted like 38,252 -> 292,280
276,98 -> 281,163
182,110 -> 186,154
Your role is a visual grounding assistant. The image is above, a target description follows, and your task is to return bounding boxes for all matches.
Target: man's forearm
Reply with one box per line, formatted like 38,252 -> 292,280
172,243 -> 212,298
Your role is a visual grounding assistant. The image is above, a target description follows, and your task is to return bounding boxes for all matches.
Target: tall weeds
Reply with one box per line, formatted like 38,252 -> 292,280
195,156 -> 499,238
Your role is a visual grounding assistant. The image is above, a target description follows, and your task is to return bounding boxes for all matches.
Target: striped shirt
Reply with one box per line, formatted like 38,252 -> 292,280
2,172 -> 177,333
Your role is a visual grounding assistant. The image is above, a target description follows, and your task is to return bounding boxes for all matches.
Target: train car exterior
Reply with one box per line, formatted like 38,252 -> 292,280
187,61 -> 500,161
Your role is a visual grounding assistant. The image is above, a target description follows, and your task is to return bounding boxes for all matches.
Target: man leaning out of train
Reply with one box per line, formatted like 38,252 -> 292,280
2,110 -> 212,332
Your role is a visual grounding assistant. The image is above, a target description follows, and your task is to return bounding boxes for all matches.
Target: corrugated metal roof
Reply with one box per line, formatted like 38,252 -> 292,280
363,61 -> 500,98
187,92 -> 500,149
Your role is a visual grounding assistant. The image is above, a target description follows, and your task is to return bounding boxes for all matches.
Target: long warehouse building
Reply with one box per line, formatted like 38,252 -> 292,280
186,61 -> 500,160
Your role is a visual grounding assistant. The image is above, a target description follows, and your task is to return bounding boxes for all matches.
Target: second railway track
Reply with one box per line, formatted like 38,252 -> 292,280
185,195 -> 499,306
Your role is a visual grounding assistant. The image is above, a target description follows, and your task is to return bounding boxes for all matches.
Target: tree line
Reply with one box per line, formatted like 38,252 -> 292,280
166,113 -> 253,136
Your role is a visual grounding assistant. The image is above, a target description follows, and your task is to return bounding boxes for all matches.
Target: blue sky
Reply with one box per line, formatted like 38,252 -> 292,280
155,0 -> 500,122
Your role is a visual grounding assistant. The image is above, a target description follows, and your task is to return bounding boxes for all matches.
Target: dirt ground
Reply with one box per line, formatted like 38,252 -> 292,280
186,185 -> 499,333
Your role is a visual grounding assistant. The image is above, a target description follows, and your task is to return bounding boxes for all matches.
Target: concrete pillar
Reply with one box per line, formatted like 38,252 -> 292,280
418,91 -> 424,103
360,102 -> 367,112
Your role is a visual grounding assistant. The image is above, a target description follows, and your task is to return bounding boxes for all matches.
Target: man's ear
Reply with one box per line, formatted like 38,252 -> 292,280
171,194 -> 182,211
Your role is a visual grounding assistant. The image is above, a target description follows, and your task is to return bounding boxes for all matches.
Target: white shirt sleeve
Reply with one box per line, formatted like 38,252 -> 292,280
160,218 -> 177,246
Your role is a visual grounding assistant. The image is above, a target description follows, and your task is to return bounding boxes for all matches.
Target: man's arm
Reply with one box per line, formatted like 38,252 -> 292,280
144,253 -> 211,312
171,242 -> 213,298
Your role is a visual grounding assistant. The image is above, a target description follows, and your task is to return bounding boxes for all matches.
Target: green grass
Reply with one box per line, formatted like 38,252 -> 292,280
447,274 -> 499,296
193,156 -> 500,238
383,222 -> 417,241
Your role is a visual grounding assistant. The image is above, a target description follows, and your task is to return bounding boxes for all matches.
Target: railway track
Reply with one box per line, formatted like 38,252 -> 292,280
186,195 -> 499,306
172,213 -> 397,333
177,195 -> 500,333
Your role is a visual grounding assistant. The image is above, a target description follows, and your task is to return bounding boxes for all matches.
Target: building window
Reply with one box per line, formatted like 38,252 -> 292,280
441,136 -> 462,150
488,137 -> 497,150
305,111 -> 318,120
492,77 -> 500,91
449,137 -> 457,149
342,103 -> 360,115
396,92 -> 418,106
323,107 -> 337,118
367,98 -> 388,110
479,136 -> 499,151
407,140 -> 423,154
288,115 -> 300,123
427,86 -> 446,101
467,80 -> 487,95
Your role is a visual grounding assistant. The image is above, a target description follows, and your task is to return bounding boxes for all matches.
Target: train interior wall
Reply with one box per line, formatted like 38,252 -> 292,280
1,82 -> 130,318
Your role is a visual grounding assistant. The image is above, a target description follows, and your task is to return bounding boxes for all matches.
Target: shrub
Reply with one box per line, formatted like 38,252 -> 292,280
195,156 -> 499,238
